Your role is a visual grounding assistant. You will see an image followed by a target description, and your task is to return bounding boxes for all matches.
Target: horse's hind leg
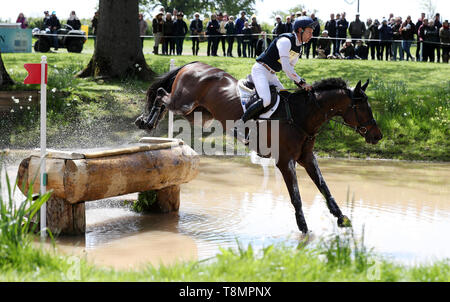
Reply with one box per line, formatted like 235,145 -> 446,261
298,154 -> 351,228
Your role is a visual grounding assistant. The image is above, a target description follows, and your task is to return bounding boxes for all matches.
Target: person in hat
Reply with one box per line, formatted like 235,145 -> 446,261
67,11 -> 81,30
355,40 -> 368,59
317,30 -> 332,58
190,12 -> 203,56
272,15 -> 285,37
173,12 -> 188,55
234,16 -> 318,137
152,11 -> 165,55
339,39 -> 356,59
47,11 -> 61,50
42,11 -> 50,29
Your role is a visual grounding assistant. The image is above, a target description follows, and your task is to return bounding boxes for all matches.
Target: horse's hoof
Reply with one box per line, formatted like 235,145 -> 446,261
298,224 -> 309,234
134,116 -> 145,129
156,87 -> 167,97
337,215 -> 352,228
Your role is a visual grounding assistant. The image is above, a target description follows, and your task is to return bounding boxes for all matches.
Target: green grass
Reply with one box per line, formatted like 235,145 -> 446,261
1,48 -> 449,161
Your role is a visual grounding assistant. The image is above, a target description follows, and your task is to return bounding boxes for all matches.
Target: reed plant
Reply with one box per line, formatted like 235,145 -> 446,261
0,161 -> 53,268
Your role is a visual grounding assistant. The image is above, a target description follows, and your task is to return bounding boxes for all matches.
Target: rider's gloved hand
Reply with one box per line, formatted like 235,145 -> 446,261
295,80 -> 313,91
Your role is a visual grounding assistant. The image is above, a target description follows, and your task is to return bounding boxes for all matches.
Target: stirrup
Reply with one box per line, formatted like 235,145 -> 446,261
232,119 -> 250,145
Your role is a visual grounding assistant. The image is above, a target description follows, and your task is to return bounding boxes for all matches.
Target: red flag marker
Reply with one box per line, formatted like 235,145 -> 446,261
24,63 -> 47,84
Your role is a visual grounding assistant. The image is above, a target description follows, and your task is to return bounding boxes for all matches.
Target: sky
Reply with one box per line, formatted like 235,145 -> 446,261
1,0 -> 449,24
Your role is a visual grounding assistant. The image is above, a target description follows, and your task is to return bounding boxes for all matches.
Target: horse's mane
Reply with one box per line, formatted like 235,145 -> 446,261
274,78 -> 350,121
290,78 -> 349,100
312,78 -> 349,92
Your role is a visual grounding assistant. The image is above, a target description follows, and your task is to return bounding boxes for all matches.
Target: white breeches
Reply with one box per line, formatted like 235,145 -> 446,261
251,62 -> 284,107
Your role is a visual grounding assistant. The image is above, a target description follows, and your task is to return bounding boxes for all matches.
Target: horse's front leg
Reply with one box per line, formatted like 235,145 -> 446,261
298,153 -> 352,228
277,159 -> 309,233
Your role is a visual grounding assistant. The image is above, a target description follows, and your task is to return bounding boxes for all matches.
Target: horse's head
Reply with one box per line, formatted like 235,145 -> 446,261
342,80 -> 383,144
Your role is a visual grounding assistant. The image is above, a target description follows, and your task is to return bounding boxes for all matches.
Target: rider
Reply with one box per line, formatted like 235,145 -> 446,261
239,16 -> 317,123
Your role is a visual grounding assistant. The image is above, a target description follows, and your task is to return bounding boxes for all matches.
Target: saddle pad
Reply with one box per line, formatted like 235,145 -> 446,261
237,79 -> 280,120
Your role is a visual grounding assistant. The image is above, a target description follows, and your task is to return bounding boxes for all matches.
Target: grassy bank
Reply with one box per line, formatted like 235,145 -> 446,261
2,239 -> 449,282
1,51 -> 449,161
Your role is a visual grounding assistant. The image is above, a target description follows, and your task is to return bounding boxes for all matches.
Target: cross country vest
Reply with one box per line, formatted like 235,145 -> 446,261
256,33 -> 302,72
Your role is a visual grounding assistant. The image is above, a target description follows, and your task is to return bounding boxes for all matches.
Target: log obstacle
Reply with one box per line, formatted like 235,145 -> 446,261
16,137 -> 200,235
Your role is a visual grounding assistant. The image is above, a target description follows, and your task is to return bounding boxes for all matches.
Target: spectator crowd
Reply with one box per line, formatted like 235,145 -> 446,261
146,8 -> 448,63
13,8 -> 449,63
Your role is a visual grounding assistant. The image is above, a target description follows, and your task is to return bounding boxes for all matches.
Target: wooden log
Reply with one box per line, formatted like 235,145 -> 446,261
16,140 -> 199,235
17,144 -> 199,204
137,185 -> 180,213
156,185 -> 181,212
45,197 -> 86,235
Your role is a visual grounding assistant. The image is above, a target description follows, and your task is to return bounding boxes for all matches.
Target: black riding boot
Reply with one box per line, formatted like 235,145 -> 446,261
233,99 -> 264,145
242,99 -> 265,122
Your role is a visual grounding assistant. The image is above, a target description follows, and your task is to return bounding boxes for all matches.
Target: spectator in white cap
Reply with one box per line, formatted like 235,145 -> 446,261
339,38 -> 356,59
272,15 -> 285,37
67,11 -> 81,30
317,30 -> 332,57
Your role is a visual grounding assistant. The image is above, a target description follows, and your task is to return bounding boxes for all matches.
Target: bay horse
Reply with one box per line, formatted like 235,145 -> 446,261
135,61 -> 383,234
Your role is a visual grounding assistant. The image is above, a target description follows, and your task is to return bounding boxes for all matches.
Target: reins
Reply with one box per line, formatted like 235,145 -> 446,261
257,87 -> 376,140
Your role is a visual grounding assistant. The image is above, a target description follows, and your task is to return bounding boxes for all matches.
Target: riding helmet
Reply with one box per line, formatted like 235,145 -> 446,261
293,16 -> 319,32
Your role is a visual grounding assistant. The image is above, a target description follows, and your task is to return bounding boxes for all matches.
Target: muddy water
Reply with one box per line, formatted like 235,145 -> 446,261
2,155 -> 450,269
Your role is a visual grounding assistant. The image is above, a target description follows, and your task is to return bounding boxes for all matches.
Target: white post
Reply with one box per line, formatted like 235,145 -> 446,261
168,59 -> 175,139
40,56 -> 47,239
264,33 -> 267,51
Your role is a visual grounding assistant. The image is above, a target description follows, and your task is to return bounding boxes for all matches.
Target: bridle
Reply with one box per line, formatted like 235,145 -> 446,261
333,89 -> 377,137
260,87 -> 377,141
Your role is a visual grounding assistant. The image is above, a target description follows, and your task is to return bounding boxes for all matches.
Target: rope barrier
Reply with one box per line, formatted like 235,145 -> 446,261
33,32 -> 450,47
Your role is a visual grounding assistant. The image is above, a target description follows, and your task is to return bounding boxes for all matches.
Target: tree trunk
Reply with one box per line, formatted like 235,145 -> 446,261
0,50 -> 14,87
77,0 -> 154,80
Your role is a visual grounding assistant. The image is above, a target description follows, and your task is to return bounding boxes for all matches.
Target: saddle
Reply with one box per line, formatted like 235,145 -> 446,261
241,75 -> 278,110
237,75 -> 281,120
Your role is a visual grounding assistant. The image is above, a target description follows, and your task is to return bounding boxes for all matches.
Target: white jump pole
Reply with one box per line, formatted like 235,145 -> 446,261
168,59 -> 175,139
40,55 -> 47,239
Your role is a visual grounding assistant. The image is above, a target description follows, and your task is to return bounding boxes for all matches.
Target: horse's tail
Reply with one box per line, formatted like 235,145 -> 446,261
144,61 -> 198,112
